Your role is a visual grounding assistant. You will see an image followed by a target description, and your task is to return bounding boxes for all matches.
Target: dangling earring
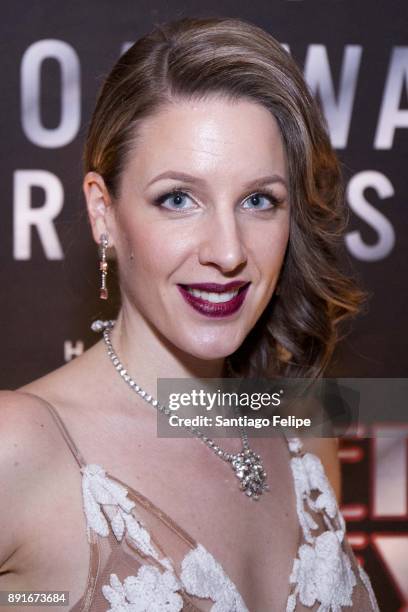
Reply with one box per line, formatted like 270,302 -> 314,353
99,233 -> 109,300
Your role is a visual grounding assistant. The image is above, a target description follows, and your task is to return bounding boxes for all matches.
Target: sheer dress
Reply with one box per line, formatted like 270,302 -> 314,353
40,401 -> 380,612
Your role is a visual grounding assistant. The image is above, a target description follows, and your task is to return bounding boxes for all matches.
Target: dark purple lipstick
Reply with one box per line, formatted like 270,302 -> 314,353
177,281 -> 250,318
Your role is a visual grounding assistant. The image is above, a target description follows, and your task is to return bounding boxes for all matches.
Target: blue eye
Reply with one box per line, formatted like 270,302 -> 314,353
242,192 -> 280,210
154,190 -> 196,211
153,188 -> 282,212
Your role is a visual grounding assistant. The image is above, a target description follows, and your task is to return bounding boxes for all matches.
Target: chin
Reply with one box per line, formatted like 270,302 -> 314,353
186,347 -> 232,361
175,330 -> 245,362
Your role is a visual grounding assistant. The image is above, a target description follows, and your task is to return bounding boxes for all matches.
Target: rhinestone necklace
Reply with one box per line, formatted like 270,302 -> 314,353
91,319 -> 269,500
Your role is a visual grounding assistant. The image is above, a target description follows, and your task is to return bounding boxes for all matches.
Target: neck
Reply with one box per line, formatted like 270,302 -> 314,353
106,307 -> 227,399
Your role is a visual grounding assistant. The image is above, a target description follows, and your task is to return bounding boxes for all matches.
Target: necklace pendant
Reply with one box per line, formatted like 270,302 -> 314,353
231,448 -> 269,500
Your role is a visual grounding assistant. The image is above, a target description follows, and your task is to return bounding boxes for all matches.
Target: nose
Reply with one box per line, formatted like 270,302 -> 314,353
198,208 -> 247,274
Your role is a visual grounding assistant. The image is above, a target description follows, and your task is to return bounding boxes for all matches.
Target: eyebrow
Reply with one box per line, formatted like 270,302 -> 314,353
146,171 -> 287,190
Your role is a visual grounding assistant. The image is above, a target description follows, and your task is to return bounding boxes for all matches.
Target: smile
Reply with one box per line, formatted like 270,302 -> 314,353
186,287 -> 239,303
177,282 -> 251,318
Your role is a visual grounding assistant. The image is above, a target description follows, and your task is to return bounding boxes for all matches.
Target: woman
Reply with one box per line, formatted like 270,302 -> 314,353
0,16 -> 379,612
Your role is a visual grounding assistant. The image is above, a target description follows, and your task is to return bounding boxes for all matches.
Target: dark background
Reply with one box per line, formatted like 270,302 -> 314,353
1,1 -> 407,609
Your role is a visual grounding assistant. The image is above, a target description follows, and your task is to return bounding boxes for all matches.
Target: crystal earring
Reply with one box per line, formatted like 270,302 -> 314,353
99,233 -> 109,300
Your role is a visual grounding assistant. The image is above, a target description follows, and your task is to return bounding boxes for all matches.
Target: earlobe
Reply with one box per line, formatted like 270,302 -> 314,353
83,172 -> 113,246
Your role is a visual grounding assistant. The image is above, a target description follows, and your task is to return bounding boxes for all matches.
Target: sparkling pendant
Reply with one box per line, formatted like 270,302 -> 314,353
230,448 -> 269,500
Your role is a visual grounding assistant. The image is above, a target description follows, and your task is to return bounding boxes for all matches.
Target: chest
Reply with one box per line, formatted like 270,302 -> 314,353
18,423 -> 300,611
94,433 -> 300,610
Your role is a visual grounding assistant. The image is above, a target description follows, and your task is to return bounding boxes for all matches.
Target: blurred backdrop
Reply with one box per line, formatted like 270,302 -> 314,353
1,1 -> 407,609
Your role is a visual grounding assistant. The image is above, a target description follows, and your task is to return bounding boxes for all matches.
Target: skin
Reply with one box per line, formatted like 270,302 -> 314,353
84,96 -> 290,393
0,95 -> 340,611
84,91 -> 339,511
84,93 -> 339,496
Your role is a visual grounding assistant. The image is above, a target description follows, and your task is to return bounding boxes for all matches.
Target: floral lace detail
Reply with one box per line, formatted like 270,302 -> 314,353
100,542 -> 250,611
286,531 -> 356,611
286,437 -> 357,611
289,451 -> 344,544
79,452 -> 379,612
180,544 -> 249,611
81,465 -> 249,611
102,567 -> 183,612
81,464 -> 161,561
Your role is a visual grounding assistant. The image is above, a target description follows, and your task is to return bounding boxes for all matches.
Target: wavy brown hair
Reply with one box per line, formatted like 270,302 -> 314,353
84,16 -> 368,379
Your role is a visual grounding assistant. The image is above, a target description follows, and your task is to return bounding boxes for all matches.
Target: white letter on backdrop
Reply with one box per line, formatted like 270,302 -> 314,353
304,44 -> 362,148
21,39 -> 80,147
13,170 -> 64,260
375,47 -> 408,149
345,171 -> 395,261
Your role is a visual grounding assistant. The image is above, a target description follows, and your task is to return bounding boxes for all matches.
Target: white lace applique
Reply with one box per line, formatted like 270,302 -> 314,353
286,438 -> 357,611
82,454 -> 378,612
286,531 -> 356,611
82,464 -> 249,611
180,544 -> 249,612
290,451 -> 345,543
288,438 -> 303,454
102,567 -> 183,612
81,464 -> 160,560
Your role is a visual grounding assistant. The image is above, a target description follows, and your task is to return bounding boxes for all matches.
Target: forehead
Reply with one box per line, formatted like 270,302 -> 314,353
125,96 -> 287,185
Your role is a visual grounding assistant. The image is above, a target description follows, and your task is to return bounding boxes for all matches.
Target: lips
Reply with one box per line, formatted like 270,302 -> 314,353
181,281 -> 249,293
177,282 -> 250,318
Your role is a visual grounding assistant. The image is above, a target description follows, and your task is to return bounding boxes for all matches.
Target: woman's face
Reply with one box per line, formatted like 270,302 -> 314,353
103,96 -> 290,360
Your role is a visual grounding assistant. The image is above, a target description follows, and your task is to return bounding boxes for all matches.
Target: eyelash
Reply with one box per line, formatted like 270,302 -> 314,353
153,187 -> 284,212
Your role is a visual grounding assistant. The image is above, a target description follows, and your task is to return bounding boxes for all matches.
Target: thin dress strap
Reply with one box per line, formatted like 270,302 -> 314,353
24,392 -> 87,468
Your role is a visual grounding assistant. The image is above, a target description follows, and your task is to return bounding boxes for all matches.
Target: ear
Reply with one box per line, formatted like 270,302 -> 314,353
83,172 -> 115,247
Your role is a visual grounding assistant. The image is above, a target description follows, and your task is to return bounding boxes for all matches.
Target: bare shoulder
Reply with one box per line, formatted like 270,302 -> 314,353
300,436 -> 341,502
17,337 -> 106,410
0,390 -> 66,567
0,389 -> 64,462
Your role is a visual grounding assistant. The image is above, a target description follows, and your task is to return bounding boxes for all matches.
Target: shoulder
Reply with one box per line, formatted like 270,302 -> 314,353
0,390 -> 66,566
0,389 -> 67,489
0,389 -> 64,457
16,337 -> 107,410
300,437 -> 341,502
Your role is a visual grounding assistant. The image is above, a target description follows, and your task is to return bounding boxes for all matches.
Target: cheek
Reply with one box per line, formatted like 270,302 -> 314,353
118,221 -> 190,283
249,220 -> 290,272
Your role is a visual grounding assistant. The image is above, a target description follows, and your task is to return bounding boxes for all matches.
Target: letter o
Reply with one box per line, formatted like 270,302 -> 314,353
21,39 -> 80,147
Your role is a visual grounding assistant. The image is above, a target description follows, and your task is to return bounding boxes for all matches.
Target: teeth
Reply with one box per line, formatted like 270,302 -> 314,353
187,287 -> 240,303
